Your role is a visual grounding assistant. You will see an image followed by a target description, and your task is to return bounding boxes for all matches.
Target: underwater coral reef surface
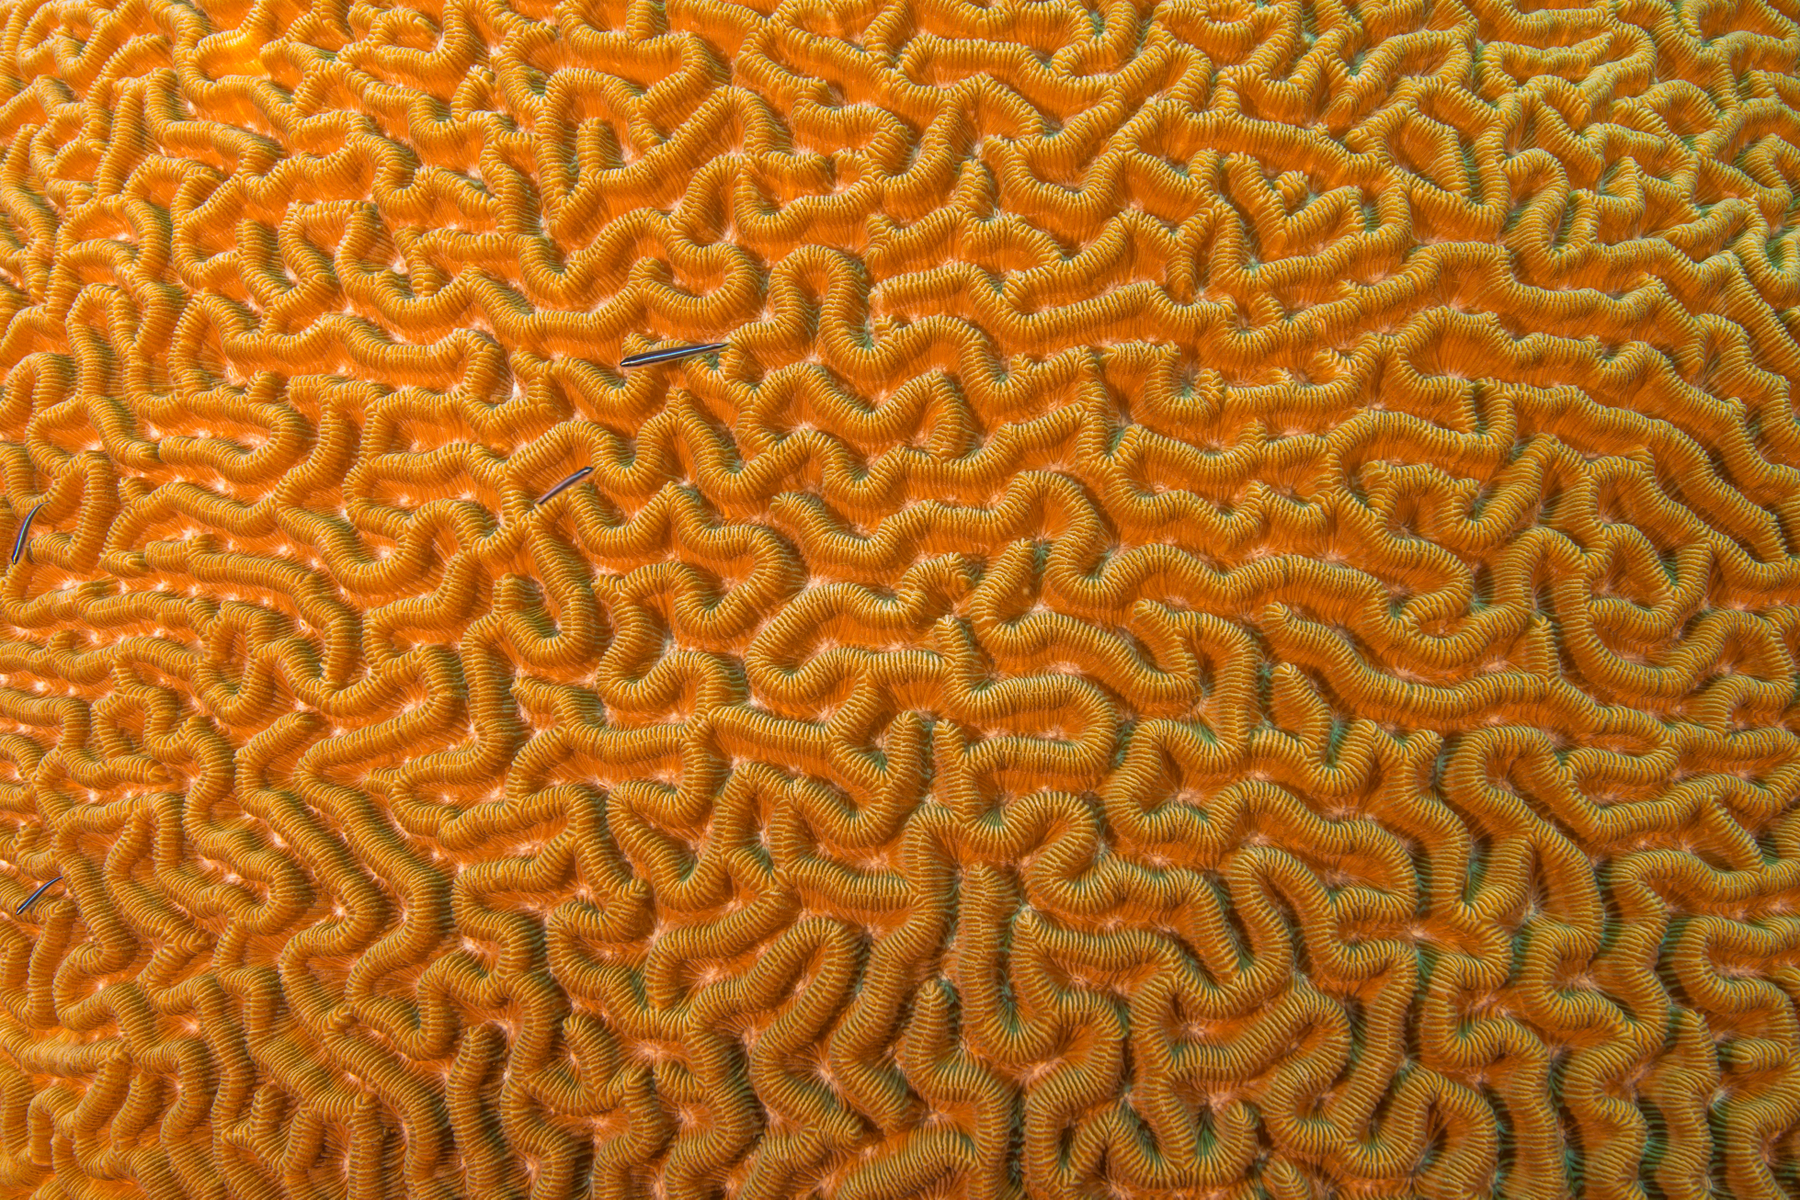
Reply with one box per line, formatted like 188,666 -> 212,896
1,0 -> 1799,1194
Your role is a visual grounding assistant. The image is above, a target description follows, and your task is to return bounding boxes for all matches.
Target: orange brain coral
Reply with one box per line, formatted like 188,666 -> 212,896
1,0 -> 1799,1195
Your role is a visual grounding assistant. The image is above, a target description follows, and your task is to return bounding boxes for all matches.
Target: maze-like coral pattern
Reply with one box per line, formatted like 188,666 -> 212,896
3,0 -> 1800,1195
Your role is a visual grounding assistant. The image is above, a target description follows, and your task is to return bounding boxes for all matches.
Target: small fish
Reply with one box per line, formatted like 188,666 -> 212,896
535,467 -> 594,507
620,342 -> 728,369
17,876 -> 60,914
10,502 -> 42,566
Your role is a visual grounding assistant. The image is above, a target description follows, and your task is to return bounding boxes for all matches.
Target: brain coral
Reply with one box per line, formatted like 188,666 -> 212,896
2,0 -> 1800,1195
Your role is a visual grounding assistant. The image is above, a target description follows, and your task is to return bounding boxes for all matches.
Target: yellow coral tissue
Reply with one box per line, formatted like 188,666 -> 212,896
1,0 -> 1799,1196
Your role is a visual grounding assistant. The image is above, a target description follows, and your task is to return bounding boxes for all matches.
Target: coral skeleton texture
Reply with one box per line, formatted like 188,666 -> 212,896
0,0 -> 1798,1195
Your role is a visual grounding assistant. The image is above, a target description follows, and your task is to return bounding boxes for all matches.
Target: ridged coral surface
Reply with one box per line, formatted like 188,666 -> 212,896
4,0 -> 1800,1194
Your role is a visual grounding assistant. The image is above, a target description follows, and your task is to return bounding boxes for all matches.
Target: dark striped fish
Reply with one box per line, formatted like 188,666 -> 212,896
620,342 -> 728,369
535,466 -> 594,506
10,502 -> 42,566
17,876 -> 60,914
